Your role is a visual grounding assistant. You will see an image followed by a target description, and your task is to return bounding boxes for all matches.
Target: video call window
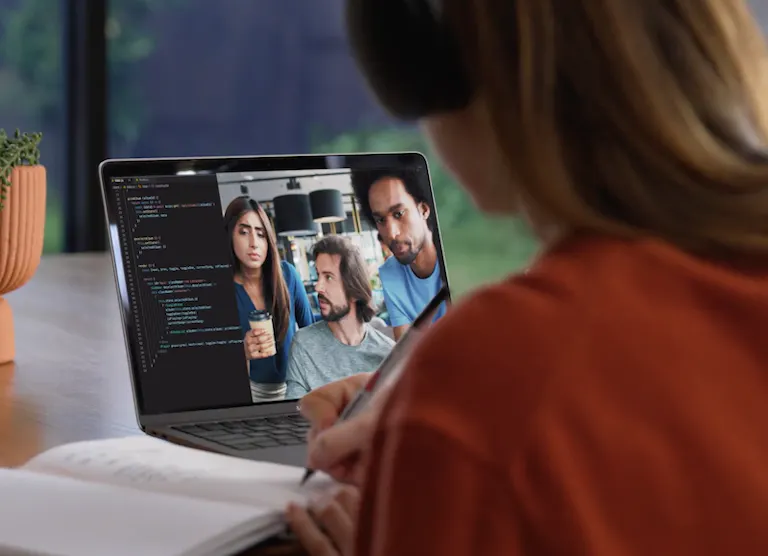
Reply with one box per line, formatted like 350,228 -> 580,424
216,167 -> 448,404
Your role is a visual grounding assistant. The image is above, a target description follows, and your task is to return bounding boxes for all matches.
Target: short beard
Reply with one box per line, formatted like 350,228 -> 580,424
394,249 -> 418,265
321,300 -> 351,322
391,235 -> 424,266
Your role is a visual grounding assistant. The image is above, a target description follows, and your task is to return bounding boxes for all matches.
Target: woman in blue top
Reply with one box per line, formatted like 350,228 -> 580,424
223,196 -> 314,402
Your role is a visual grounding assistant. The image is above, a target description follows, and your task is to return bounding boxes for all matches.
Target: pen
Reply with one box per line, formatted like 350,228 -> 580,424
300,284 -> 449,485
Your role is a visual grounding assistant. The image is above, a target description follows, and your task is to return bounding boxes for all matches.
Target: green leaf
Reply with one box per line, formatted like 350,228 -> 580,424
0,128 -> 43,212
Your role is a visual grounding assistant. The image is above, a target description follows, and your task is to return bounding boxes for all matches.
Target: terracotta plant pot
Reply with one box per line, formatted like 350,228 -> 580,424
0,165 -> 46,364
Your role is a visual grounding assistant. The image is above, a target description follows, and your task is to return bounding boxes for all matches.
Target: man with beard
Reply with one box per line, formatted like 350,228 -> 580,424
353,168 -> 448,340
284,235 -> 394,399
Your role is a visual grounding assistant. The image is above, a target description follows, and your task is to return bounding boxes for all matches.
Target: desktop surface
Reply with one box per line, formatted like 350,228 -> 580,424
1,253 -> 306,555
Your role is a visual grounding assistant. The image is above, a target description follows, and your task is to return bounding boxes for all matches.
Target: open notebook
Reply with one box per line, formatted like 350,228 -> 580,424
0,435 -> 333,556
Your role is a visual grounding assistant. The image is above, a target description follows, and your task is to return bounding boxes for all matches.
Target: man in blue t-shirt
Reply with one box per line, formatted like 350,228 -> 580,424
351,167 -> 448,341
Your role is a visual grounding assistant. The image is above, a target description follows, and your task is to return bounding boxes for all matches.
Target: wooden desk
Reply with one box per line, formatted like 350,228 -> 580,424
0,253 -> 305,555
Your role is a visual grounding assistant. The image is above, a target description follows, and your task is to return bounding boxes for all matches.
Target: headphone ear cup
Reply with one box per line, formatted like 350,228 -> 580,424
345,0 -> 474,120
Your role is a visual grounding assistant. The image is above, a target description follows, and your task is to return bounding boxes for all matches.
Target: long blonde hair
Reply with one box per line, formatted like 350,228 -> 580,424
454,0 -> 768,255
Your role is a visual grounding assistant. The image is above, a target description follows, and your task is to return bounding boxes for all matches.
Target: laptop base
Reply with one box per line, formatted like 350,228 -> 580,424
146,426 -> 308,467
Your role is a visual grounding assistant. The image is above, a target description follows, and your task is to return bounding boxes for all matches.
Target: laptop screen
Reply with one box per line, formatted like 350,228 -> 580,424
102,154 -> 450,415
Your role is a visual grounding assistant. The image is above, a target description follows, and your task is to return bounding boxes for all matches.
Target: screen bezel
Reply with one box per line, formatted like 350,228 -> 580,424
98,152 -> 453,421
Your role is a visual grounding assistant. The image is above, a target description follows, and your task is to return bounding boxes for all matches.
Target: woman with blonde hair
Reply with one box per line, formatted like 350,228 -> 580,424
287,1 -> 768,554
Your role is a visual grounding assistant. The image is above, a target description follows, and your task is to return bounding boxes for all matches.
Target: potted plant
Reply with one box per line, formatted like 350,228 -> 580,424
0,129 -> 46,364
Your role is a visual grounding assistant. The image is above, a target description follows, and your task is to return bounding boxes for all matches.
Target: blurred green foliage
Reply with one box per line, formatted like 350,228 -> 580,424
313,126 -> 540,297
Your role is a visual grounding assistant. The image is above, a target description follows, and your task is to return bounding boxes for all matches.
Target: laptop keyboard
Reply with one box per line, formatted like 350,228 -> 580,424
171,414 -> 310,451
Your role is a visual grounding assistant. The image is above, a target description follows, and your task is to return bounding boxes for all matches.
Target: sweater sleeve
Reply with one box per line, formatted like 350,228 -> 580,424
355,421 -> 523,556
351,279 -> 561,556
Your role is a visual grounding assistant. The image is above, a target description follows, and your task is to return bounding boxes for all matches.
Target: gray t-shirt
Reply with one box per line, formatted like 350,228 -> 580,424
285,321 -> 395,399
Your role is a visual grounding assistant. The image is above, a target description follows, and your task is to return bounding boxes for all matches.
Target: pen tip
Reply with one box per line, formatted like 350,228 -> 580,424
300,468 -> 313,485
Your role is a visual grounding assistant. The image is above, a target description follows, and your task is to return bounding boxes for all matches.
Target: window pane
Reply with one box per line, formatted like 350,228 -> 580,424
106,0 -> 538,296
0,0 -> 65,253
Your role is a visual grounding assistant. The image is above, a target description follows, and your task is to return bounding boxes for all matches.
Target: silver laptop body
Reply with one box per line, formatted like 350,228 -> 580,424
98,152 -> 451,465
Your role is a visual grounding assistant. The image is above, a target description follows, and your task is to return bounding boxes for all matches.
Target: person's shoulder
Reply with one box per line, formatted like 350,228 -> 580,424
376,277 -> 564,462
408,234 -> 665,370
280,260 -> 307,292
280,259 -> 298,281
410,271 -> 578,369
365,322 -> 396,347
378,256 -> 403,280
418,274 -> 577,365
292,320 -> 330,345
380,237 -> 632,457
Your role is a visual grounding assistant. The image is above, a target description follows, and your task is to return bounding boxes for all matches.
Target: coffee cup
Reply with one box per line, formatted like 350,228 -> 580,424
248,310 -> 276,357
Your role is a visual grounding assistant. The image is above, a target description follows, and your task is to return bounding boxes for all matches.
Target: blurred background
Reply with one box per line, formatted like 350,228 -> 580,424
3,0 -> 765,297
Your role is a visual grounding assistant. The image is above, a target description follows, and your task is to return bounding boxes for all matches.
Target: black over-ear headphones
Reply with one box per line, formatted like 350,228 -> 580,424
345,0 -> 475,120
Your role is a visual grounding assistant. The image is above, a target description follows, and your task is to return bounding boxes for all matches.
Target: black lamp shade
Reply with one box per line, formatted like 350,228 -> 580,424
310,189 -> 346,223
273,194 -> 318,237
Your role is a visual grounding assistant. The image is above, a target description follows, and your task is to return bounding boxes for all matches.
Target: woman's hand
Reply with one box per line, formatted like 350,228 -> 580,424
244,329 -> 276,359
299,372 -> 393,486
286,485 -> 360,556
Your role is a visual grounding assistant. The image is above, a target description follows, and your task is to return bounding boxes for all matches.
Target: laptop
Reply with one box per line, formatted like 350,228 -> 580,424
98,152 -> 452,466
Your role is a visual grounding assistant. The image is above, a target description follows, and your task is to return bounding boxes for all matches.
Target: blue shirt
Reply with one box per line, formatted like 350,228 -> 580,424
234,260 -> 314,384
378,256 -> 447,327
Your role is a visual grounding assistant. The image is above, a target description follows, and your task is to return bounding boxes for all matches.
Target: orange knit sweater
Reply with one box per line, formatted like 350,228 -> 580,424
355,233 -> 768,555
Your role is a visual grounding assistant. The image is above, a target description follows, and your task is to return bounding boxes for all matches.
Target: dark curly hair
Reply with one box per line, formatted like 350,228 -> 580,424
350,167 -> 435,231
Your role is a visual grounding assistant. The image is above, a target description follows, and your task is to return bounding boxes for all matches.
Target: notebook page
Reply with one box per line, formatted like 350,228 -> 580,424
23,435 -> 334,510
0,468 -> 276,556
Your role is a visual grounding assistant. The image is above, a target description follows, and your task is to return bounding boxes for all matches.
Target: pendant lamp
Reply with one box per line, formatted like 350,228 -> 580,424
273,194 -> 318,237
310,189 -> 346,223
